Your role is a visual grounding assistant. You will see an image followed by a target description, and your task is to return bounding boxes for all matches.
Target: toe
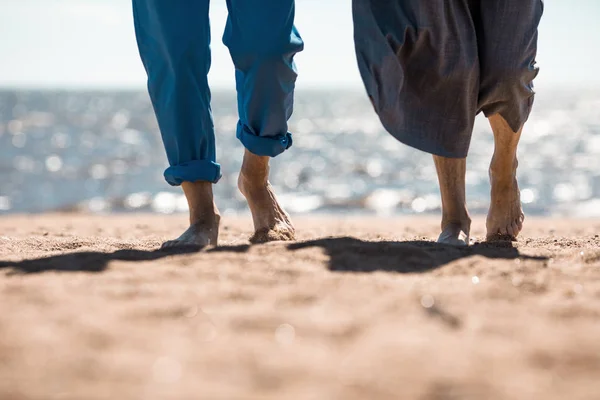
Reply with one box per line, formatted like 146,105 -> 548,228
279,225 -> 296,240
249,229 -> 271,244
250,227 -> 295,244
437,229 -> 469,247
450,237 -> 468,246
282,230 -> 296,241
486,232 -> 508,242
506,223 -> 515,237
439,237 -> 468,246
511,220 -> 520,236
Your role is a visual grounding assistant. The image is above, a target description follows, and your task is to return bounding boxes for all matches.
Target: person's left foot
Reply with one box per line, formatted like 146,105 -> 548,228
486,163 -> 524,241
433,155 -> 471,247
437,222 -> 470,246
238,150 -> 295,244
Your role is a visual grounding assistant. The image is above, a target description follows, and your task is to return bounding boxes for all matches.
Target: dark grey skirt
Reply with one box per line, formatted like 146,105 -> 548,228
353,0 -> 544,158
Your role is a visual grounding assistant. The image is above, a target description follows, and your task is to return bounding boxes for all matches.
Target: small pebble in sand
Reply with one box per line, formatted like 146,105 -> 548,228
512,276 -> 523,287
472,276 -> 480,285
420,295 -> 435,309
184,305 -> 198,318
201,322 -> 218,342
275,324 -> 296,346
153,357 -> 182,384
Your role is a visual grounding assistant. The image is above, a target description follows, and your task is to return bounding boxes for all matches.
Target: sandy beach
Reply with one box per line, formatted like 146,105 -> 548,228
1,213 -> 599,399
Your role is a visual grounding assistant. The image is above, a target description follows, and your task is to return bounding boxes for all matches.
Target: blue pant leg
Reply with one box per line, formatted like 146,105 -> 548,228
132,0 -> 221,185
223,0 -> 304,157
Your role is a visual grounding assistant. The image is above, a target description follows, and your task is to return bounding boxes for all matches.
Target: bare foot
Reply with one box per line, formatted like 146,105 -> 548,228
161,181 -> 220,249
486,115 -> 525,242
161,219 -> 220,249
438,223 -> 470,247
486,167 -> 524,241
238,150 -> 295,244
433,155 -> 471,247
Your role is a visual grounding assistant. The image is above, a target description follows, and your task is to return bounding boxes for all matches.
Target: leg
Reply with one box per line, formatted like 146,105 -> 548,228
476,0 -> 543,240
161,182 -> 220,248
433,156 -> 471,246
486,115 -> 524,240
224,0 -> 303,243
133,0 -> 221,247
238,150 -> 294,243
352,0 -> 478,244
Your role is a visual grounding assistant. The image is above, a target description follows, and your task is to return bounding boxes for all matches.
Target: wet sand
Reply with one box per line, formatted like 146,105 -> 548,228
1,214 -> 599,400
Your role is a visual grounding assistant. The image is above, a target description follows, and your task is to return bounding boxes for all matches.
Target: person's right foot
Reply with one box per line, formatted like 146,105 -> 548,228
486,114 -> 525,242
161,217 -> 220,249
161,181 -> 220,249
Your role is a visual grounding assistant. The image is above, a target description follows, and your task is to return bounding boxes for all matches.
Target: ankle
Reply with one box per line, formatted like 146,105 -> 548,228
441,213 -> 471,230
181,181 -> 219,225
240,150 -> 269,184
189,205 -> 220,225
239,160 -> 270,195
239,169 -> 268,186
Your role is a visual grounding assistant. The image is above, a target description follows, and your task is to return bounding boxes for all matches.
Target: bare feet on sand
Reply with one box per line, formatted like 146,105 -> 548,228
433,155 -> 471,246
161,151 -> 294,249
486,161 -> 524,241
161,181 -> 220,249
238,150 -> 295,244
486,115 -> 525,241
438,223 -> 470,247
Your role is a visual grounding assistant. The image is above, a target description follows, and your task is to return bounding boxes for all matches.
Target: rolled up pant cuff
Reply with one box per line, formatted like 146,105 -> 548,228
236,122 -> 293,157
164,160 -> 221,186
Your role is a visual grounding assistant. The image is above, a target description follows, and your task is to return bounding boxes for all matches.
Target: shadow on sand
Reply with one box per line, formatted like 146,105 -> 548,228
0,236 -> 547,276
287,237 -> 548,274
0,247 -> 206,275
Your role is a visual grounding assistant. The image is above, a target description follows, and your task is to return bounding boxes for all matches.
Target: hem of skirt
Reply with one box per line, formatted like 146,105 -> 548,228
387,128 -> 470,159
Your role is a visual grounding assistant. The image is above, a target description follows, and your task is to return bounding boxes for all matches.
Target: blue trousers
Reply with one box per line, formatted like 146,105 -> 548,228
133,0 -> 303,185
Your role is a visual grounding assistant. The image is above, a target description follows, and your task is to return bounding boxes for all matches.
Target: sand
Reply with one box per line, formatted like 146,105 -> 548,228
1,213 -> 599,400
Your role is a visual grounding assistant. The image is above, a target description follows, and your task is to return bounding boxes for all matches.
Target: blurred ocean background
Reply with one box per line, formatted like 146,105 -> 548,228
1,0 -> 599,216
1,88 -> 599,216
